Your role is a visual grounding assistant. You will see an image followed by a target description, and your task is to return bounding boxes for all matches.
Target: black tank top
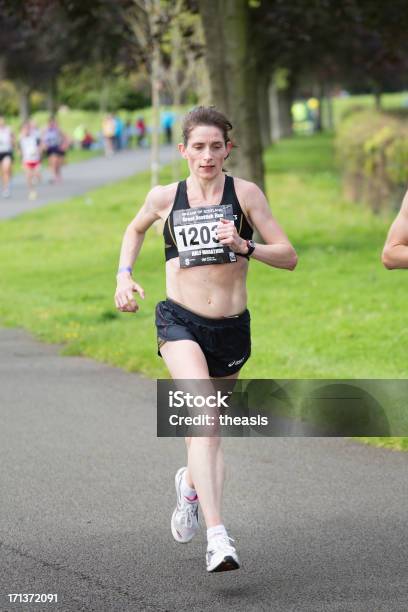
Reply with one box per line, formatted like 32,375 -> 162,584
163,175 -> 253,262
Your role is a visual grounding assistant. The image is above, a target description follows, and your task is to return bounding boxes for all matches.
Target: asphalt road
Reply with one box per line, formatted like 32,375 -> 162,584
0,329 -> 407,612
0,145 -> 175,219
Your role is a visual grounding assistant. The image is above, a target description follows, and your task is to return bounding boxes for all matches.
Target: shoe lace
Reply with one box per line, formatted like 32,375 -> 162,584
180,502 -> 198,528
208,534 -> 235,554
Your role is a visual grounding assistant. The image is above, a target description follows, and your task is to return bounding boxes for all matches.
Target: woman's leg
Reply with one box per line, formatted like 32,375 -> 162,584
27,167 -> 34,189
55,155 -> 63,182
160,340 -> 236,528
49,154 -> 58,182
1,157 -> 12,194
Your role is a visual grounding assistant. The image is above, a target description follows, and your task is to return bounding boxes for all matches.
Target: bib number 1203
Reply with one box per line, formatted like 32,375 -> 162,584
177,223 -> 219,248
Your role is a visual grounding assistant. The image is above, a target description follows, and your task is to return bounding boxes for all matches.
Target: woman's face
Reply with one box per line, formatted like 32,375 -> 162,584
179,124 -> 232,179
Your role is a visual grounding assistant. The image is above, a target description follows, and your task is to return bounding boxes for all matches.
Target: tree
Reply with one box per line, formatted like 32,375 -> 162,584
198,0 -> 265,190
251,0 -> 408,137
0,0 -> 138,118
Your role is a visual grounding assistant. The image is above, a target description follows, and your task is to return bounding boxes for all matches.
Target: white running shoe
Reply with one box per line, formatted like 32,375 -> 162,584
206,534 -> 240,572
2,188 -> 10,198
171,467 -> 199,543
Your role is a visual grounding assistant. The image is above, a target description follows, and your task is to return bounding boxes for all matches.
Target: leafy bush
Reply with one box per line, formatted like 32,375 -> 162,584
0,81 -> 19,115
335,109 -> 408,212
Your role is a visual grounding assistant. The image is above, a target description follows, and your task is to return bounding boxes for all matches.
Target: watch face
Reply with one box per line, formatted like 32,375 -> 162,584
247,239 -> 255,255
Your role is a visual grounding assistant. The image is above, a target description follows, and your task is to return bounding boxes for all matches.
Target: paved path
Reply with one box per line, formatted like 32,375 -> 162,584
0,146 -> 175,219
0,329 -> 407,612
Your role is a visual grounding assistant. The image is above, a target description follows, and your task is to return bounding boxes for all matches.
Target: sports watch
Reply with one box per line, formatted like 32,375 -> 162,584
245,239 -> 256,257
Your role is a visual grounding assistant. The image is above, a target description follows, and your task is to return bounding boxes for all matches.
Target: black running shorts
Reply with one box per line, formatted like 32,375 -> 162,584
46,146 -> 65,157
0,151 -> 13,162
155,298 -> 251,378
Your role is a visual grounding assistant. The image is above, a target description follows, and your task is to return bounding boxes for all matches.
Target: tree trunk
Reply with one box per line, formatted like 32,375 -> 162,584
258,70 -> 271,150
326,91 -> 334,131
198,1 -> 229,113
149,0 -> 161,188
17,83 -> 30,121
150,41 -> 161,187
46,76 -> 58,115
195,56 -> 212,106
171,92 -> 182,182
278,90 -> 292,138
199,0 -> 265,191
99,78 -> 109,113
278,87 -> 294,138
269,79 -> 281,142
373,84 -> 382,111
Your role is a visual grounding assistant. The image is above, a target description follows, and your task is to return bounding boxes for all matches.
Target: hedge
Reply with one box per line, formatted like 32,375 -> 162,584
335,109 -> 408,212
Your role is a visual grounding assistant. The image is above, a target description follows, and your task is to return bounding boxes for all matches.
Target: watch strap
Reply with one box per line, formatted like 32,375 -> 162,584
246,240 -> 255,256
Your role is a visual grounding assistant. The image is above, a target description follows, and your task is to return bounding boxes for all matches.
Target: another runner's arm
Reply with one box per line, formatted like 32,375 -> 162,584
115,186 -> 167,312
243,182 -> 297,270
382,189 -> 408,269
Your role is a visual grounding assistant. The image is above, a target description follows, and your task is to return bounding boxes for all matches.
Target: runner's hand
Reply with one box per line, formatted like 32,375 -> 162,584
114,276 -> 145,313
216,218 -> 247,254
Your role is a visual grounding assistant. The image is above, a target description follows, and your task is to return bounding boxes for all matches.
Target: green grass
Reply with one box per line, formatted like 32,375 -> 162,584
1,130 -> 407,449
357,437 -> 408,452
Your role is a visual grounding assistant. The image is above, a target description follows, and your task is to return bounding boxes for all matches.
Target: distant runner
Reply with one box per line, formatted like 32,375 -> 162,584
19,121 -> 42,200
42,117 -> 68,184
0,115 -> 15,198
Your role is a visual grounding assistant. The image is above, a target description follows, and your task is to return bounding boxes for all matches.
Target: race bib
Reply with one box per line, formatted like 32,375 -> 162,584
0,128 -> 11,152
21,137 -> 39,161
173,204 -> 237,268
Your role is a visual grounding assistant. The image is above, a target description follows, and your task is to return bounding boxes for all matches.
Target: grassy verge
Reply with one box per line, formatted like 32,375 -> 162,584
356,437 -> 408,452
0,131 -> 406,449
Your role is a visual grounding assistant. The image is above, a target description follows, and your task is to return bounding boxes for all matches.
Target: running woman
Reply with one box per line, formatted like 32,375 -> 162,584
19,121 -> 42,200
382,188 -> 408,268
42,117 -> 68,184
114,106 -> 297,572
0,115 -> 15,198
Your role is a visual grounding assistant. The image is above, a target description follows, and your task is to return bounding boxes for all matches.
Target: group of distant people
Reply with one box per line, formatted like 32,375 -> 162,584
102,111 -> 175,157
0,109 -> 178,200
102,114 -> 149,157
0,115 -> 69,200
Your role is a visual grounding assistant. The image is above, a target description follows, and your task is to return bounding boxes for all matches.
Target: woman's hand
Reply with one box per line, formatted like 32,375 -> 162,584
114,274 -> 145,312
216,218 -> 248,254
